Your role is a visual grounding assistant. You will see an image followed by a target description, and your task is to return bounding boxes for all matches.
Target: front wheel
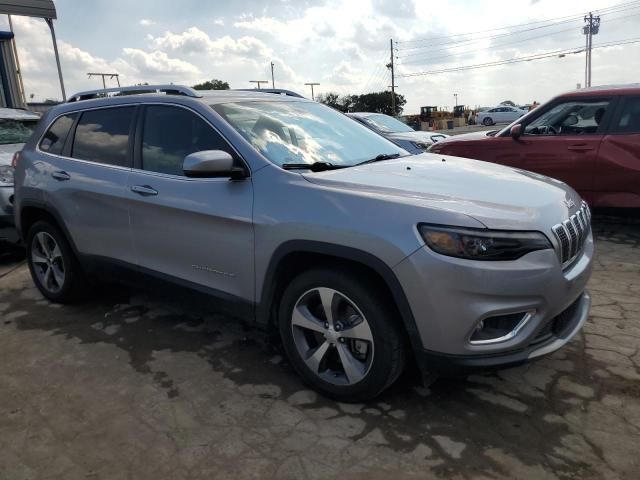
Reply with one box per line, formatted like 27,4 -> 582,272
483,117 -> 493,126
278,268 -> 406,401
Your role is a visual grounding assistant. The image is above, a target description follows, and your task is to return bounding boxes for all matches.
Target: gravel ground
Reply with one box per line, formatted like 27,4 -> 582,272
1,216 -> 639,480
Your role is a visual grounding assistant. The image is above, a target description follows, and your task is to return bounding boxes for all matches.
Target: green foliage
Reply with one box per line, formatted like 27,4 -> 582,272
192,79 -> 230,90
317,91 -> 407,115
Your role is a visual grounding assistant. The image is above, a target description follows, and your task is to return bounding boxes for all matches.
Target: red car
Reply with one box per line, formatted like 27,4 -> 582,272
429,84 -> 640,208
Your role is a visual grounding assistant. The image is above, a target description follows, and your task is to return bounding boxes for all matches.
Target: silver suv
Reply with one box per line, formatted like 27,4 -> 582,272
13,85 -> 593,401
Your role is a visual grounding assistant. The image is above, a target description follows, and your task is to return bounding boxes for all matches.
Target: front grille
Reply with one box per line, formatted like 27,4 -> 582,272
551,201 -> 591,266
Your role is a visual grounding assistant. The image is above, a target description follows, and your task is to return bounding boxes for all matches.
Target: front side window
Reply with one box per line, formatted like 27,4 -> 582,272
72,107 -> 134,166
40,114 -> 75,154
0,118 -> 38,145
524,99 -> 610,136
612,96 -> 640,134
212,101 -> 406,168
141,105 -> 233,176
361,114 -> 414,134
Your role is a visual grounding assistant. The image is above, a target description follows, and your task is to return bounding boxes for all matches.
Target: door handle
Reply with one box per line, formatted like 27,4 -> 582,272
131,185 -> 158,196
567,144 -> 594,152
51,170 -> 70,181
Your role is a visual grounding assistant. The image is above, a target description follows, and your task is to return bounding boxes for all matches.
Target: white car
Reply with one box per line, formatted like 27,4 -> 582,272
477,106 -> 527,126
0,108 -> 40,243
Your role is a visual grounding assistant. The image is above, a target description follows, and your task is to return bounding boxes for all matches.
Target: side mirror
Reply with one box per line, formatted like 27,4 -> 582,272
510,124 -> 522,139
183,150 -> 240,178
563,114 -> 579,127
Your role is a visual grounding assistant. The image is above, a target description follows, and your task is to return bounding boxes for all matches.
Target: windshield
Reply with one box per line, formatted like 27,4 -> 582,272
361,114 -> 414,134
212,101 -> 406,168
0,118 -> 38,145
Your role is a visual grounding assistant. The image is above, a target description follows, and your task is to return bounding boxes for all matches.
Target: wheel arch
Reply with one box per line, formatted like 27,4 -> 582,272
257,240 -> 423,355
19,201 -> 80,256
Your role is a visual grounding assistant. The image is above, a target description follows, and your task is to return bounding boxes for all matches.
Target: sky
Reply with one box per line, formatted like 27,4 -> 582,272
1,0 -> 639,114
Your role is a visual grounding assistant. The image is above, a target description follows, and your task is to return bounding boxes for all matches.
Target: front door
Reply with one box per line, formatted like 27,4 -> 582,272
494,97 -> 614,202
127,104 -> 254,302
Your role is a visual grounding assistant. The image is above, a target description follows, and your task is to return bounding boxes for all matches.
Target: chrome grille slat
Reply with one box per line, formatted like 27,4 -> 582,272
551,201 -> 591,267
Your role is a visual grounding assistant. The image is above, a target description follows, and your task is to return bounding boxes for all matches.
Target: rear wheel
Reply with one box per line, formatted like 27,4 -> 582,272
26,220 -> 86,303
278,268 -> 406,401
483,117 -> 493,126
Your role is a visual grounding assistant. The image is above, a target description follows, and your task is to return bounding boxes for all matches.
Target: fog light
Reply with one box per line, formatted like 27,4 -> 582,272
469,311 -> 534,344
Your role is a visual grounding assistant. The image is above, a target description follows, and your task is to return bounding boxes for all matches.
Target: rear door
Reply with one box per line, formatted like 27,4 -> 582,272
127,104 -> 254,302
494,97 -> 614,202
595,95 -> 640,207
40,106 -> 136,264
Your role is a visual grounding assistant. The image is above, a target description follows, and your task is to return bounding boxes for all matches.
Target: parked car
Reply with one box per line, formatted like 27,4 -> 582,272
0,108 -> 40,243
429,84 -> 640,208
14,84 -> 593,401
347,112 -> 449,154
476,106 -> 527,126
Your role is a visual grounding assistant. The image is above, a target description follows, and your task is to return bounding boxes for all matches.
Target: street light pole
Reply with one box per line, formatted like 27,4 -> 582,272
304,82 -> 320,101
249,80 -> 269,89
270,62 -> 275,88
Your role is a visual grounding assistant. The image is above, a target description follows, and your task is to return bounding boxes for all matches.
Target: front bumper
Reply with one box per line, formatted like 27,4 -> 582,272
393,230 -> 594,363
416,291 -> 590,376
0,185 -> 14,227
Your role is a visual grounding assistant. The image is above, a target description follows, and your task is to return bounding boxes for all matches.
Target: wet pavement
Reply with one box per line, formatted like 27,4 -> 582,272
1,217 -> 639,479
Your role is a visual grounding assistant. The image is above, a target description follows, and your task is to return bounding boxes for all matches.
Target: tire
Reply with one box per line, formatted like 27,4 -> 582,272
483,117 -> 493,126
278,267 -> 406,402
26,220 -> 86,303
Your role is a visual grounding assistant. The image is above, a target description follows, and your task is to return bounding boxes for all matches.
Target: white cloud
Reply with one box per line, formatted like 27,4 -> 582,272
139,19 -> 155,26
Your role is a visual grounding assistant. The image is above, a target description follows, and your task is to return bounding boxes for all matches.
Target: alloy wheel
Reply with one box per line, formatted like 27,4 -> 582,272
291,287 -> 374,386
31,232 -> 65,294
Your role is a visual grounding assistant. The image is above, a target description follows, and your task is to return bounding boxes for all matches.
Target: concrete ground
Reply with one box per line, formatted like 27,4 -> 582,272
1,216 -> 640,480
433,124 -> 497,136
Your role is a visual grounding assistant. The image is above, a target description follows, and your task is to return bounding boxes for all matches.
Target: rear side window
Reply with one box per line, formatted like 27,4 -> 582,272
612,97 -> 640,134
141,105 -> 233,176
72,107 -> 134,166
40,114 -> 76,155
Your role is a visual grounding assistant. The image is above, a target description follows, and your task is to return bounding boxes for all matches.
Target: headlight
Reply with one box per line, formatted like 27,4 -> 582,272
410,141 -> 432,150
0,165 -> 14,186
418,224 -> 552,260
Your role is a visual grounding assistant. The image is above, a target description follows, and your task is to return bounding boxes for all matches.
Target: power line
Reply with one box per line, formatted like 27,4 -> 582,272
397,11 -> 640,66
396,0 -> 640,47
396,37 -> 640,78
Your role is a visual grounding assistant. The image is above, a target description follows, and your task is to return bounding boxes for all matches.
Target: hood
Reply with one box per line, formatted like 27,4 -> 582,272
0,143 -> 24,166
302,153 -> 581,231
436,130 -> 495,145
387,130 -> 448,144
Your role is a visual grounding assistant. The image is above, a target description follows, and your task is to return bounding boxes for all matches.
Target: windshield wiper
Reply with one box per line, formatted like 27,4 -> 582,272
355,153 -> 402,166
282,161 -> 347,172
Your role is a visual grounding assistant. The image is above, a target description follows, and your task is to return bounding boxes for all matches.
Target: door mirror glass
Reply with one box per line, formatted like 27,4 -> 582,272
183,150 -> 234,177
510,124 -> 522,139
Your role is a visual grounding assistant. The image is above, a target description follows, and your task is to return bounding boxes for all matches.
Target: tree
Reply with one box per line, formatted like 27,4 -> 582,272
192,79 -> 230,90
317,91 -> 407,115
500,100 -> 516,106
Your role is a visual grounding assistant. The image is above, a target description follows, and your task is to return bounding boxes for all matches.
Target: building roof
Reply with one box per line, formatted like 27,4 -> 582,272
0,0 -> 56,19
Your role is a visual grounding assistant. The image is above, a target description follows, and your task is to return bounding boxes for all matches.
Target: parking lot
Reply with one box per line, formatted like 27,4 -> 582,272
1,215 -> 639,480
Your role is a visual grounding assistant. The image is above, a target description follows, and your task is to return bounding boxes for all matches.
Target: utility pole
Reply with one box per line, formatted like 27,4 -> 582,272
270,62 -> 275,88
88,72 -> 120,90
386,38 -> 396,116
583,12 -> 600,87
249,80 -> 269,89
304,82 -> 320,101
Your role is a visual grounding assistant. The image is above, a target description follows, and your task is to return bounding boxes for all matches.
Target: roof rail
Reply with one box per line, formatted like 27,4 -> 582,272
66,84 -> 201,102
235,88 -> 305,98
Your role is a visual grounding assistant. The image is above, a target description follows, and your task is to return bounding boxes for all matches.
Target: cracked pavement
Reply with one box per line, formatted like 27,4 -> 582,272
1,216 -> 639,479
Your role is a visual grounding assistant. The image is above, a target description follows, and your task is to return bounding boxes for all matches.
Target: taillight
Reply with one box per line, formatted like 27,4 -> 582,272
11,151 -> 20,168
